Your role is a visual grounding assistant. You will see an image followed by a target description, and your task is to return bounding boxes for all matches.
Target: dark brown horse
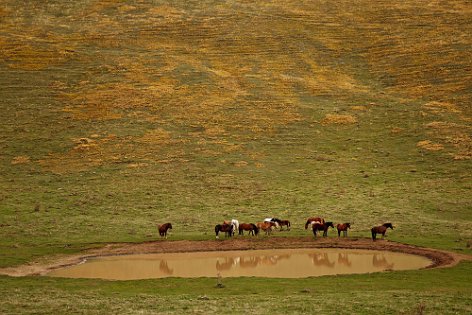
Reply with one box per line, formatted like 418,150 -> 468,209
239,223 -> 259,236
371,223 -> 394,241
215,223 -> 234,239
312,221 -> 334,237
279,220 -> 291,231
158,223 -> 172,239
305,217 -> 325,229
336,223 -> 351,237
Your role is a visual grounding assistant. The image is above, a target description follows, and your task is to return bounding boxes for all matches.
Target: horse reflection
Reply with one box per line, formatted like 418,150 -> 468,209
159,260 -> 174,275
372,254 -> 394,270
309,253 -> 335,268
216,257 -> 239,271
239,256 -> 261,268
260,254 -> 290,266
337,253 -> 352,267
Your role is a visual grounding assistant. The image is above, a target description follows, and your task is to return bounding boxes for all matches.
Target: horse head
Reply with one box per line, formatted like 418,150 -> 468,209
326,222 -> 335,228
252,224 -> 260,235
384,223 -> 394,229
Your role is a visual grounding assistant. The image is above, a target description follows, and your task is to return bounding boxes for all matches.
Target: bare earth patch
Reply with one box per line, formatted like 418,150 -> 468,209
1,237 -> 469,277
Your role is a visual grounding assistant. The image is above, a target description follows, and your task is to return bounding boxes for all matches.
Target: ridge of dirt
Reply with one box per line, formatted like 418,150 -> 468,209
1,237 -> 470,277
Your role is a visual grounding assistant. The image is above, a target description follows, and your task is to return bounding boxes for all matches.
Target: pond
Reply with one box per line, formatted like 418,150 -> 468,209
47,248 -> 432,280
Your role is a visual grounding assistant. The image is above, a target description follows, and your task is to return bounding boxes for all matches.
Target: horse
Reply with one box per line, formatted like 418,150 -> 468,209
223,219 -> 239,236
257,221 -> 276,235
305,217 -> 325,229
215,223 -> 234,239
371,223 -> 394,241
278,220 -> 291,231
264,218 -> 282,228
158,223 -> 172,239
239,223 -> 259,236
312,221 -> 334,237
336,223 -> 351,237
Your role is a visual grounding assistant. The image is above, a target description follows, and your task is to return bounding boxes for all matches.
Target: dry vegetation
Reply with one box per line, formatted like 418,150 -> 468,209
0,1 -> 471,314
0,0 -> 471,261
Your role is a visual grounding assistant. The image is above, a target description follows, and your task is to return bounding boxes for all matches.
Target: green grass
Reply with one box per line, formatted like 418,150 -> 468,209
0,0 -> 471,313
1,262 -> 471,314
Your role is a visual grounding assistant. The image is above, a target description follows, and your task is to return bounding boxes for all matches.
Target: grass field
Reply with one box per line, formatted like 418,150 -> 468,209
1,0 -> 471,313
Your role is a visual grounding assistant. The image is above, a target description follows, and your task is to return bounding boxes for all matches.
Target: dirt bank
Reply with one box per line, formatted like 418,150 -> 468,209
1,237 -> 469,277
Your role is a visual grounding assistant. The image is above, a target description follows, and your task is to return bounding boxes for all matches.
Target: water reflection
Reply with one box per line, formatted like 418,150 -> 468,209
309,253 -> 335,268
216,254 -> 290,271
47,248 -> 432,280
372,254 -> 394,270
338,253 -> 352,267
159,260 -> 174,275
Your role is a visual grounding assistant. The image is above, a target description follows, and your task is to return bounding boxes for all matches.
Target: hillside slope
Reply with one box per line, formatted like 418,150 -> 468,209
0,0 -> 471,265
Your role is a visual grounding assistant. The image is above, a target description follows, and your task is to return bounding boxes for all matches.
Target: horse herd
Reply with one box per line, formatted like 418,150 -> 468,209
158,218 -> 394,241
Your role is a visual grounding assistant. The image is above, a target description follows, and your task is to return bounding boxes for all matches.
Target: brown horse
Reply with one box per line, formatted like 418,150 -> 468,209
239,223 -> 259,236
312,221 -> 334,237
257,221 -> 276,235
305,217 -> 325,229
215,223 -> 234,239
279,220 -> 291,231
371,223 -> 394,241
158,223 -> 172,239
336,223 -> 351,237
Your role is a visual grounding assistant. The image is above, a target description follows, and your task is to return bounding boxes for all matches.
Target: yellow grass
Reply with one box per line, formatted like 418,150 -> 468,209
416,140 -> 444,151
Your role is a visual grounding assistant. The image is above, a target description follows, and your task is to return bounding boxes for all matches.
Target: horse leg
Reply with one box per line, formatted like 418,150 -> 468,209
371,230 -> 376,241
338,230 -> 341,237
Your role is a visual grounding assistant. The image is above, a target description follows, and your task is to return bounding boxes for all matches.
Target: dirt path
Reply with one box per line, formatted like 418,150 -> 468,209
1,237 -> 470,277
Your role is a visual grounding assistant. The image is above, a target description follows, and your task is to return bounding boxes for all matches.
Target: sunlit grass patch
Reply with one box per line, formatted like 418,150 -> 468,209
416,140 -> 444,151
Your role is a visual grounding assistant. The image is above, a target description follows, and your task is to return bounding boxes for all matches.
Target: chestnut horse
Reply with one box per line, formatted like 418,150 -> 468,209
215,223 -> 234,239
371,223 -> 394,241
264,218 -> 282,228
305,217 -> 325,229
312,221 -> 334,237
239,223 -> 259,236
257,221 -> 276,235
158,223 -> 172,239
336,223 -> 351,237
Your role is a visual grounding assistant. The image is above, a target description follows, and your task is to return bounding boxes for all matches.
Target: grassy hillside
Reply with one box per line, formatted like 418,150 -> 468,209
0,0 -> 471,312
2,0 -> 471,259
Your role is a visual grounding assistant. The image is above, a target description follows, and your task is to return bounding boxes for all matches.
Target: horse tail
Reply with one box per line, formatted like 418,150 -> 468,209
252,224 -> 259,235
371,228 -> 376,241
305,220 -> 309,229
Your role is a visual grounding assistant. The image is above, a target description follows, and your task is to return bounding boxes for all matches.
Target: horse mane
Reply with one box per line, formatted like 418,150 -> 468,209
383,222 -> 393,229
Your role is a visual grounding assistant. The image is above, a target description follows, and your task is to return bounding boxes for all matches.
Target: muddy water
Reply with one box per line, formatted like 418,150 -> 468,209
47,248 -> 432,280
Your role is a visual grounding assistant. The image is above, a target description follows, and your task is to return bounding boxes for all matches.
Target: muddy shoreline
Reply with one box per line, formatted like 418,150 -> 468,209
1,237 -> 469,277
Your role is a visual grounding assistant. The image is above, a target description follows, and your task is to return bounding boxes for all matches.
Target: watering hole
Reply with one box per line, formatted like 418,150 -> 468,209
47,248 -> 432,280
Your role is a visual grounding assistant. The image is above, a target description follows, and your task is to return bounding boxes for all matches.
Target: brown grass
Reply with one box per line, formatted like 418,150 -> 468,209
416,140 -> 444,151
11,156 -> 31,165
